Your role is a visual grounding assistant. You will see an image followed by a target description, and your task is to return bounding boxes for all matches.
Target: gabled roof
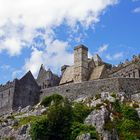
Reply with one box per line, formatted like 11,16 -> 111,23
93,54 -> 103,66
89,65 -> 106,80
19,71 -> 38,87
37,65 -> 53,82
60,66 -> 74,85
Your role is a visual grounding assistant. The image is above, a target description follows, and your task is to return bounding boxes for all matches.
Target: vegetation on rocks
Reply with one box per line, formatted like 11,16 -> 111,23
30,94 -> 98,140
104,97 -> 140,140
40,93 -> 63,107
1,92 -> 140,140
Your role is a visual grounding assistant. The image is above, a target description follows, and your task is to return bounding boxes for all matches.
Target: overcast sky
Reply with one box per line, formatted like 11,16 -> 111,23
0,0 -> 140,84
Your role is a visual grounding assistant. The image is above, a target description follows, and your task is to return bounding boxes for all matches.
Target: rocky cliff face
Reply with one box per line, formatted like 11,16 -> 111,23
1,92 -> 140,140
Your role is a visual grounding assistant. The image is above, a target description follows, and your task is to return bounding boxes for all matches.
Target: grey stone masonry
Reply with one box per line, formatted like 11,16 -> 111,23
74,45 -> 89,83
40,78 -> 140,101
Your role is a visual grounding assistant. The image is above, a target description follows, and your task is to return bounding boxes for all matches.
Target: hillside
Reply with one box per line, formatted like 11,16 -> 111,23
1,92 -> 140,140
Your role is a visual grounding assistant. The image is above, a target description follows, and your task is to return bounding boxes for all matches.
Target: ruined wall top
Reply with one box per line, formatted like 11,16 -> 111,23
74,44 -> 88,51
0,80 -> 17,92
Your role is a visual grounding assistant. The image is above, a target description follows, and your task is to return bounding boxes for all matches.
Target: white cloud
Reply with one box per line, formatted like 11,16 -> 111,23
23,39 -> 73,76
0,0 -> 118,55
106,52 -> 123,60
95,44 -> 108,55
24,48 -> 44,76
0,0 -> 118,76
132,7 -> 140,13
0,38 -> 22,56
113,52 -> 123,59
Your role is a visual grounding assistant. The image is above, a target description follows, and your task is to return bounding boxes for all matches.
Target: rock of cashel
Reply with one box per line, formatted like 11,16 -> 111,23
1,44 -> 140,115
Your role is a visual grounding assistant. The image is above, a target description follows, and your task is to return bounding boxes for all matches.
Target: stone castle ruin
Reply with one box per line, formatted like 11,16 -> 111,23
1,44 -> 140,115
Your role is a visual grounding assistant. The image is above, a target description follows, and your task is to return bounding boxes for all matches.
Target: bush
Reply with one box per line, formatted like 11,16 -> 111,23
30,98 -> 72,140
111,99 -> 122,113
111,92 -> 117,98
122,105 -> 139,121
70,122 -> 98,140
119,119 -> 138,132
30,116 -> 48,140
41,94 -> 63,107
13,116 -> 38,129
47,99 -> 72,140
72,102 -> 93,123
121,132 -> 137,140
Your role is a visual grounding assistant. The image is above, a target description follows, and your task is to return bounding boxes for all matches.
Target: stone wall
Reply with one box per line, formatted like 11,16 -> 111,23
12,71 -> 40,110
40,78 -> 140,100
40,78 -> 120,100
0,81 -> 16,116
109,62 -> 140,78
118,78 -> 140,95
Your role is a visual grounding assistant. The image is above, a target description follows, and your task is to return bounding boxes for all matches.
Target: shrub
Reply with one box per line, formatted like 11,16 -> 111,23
111,99 -> 122,113
30,116 -> 48,140
30,98 -> 73,140
119,119 -> 138,132
122,132 -> 137,140
70,122 -> 98,140
111,92 -> 117,98
47,99 -> 72,140
41,94 -> 63,107
13,116 -> 38,129
72,102 -> 93,123
122,105 -> 139,121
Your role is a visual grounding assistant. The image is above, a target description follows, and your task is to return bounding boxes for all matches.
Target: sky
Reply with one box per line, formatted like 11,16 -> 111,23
0,0 -> 140,84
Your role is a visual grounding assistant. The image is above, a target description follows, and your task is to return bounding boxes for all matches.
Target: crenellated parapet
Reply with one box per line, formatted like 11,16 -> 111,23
108,54 -> 140,75
0,79 -> 17,92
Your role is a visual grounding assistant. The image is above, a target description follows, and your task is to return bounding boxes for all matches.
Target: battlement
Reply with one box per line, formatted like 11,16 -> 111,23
108,54 -> 140,75
0,80 -> 16,92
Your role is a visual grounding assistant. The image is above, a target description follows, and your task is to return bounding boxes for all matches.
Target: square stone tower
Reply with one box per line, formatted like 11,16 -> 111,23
74,45 -> 89,83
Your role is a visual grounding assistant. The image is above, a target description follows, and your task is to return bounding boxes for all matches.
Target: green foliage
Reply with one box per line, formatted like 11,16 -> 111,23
122,105 -> 139,121
111,99 -> 122,113
119,119 -> 138,132
72,102 -> 93,123
13,116 -> 41,129
122,132 -> 137,140
70,122 -> 98,140
111,92 -> 117,98
30,99 -> 96,140
30,99 -> 73,140
30,116 -> 48,140
47,99 -> 72,140
40,94 -> 63,107
112,104 -> 140,139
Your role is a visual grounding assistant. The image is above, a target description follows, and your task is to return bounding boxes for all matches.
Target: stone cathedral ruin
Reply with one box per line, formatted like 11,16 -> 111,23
1,44 -> 140,115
